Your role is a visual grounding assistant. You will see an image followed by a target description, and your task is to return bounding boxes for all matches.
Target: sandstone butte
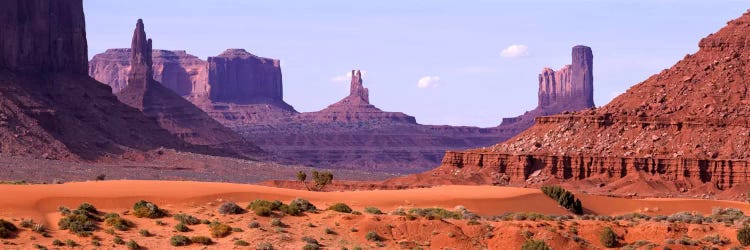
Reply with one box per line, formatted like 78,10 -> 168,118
91,43 -> 596,172
0,0 -> 222,161
114,19 -> 262,157
395,10 -> 750,200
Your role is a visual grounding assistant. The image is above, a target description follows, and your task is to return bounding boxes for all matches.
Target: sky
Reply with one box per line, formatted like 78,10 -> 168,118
84,0 -> 748,127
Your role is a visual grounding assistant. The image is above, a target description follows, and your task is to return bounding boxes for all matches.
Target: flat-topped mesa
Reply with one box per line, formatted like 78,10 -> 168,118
0,0 -> 88,74
205,48 -> 291,108
537,45 -> 594,110
349,70 -> 369,103
89,49 -> 207,95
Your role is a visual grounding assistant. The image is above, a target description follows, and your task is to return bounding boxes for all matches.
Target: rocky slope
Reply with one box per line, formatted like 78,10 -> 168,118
115,19 -> 261,156
421,10 -> 750,196
0,0 -> 217,160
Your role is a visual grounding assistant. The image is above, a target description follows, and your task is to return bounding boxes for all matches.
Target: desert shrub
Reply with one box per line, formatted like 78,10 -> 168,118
52,239 -> 64,246
702,234 -> 729,246
270,218 -> 283,227
139,229 -> 151,237
328,203 -> 353,213
104,213 -> 133,231
113,236 -> 125,245
174,223 -> 189,232
712,207 -> 745,222
254,207 -> 272,217
364,206 -> 383,215
126,240 -> 140,250
290,198 -> 317,212
365,231 -> 382,242
257,242 -> 274,250
600,227 -> 617,247
325,227 -> 336,235
521,239 -> 551,250
738,225 -> 750,246
133,200 -> 166,218
218,202 -> 245,215
279,203 -> 301,216
77,203 -> 99,214
33,244 -> 47,250
172,213 -> 200,225
302,236 -> 319,245
247,199 -> 282,211
408,208 -> 461,220
467,219 -> 481,225
248,221 -> 261,228
0,219 -> 18,238
311,170 -> 334,191
64,239 -> 77,247
20,219 -> 46,234
190,236 -> 213,245
235,240 -> 250,246
209,221 -> 232,238
58,212 -> 96,236
303,243 -> 320,250
170,235 -> 191,246
232,227 -> 244,232
540,186 -> 583,215
678,236 -> 696,245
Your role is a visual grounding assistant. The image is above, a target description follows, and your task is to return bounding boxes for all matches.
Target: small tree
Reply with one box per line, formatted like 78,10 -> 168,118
738,225 -> 750,246
312,171 -> 333,191
600,227 -> 617,247
297,171 -> 310,191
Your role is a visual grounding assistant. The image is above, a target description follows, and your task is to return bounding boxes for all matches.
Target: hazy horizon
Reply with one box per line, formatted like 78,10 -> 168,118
85,0 -> 747,127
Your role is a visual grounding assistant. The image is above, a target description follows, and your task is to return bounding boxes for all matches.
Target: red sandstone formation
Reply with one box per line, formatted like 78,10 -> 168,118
0,0 -> 208,160
115,19 -> 261,155
297,70 -> 416,123
419,10 -> 750,197
88,49 -> 207,95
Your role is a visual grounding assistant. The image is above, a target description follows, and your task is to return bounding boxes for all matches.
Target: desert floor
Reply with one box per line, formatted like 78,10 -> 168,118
1,181 -> 749,249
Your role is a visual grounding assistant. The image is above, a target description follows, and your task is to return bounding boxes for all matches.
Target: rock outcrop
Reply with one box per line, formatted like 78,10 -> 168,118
116,19 -> 261,154
538,45 -> 594,109
421,10 -> 750,196
0,0 -> 88,74
297,70 -> 417,123
205,49 -> 292,109
0,0 -> 221,160
89,49 -> 207,95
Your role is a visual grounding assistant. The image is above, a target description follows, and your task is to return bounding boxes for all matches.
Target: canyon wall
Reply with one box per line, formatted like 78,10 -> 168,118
0,0 -> 88,74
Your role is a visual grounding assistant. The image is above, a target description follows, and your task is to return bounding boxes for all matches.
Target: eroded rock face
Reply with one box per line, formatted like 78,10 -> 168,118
537,45 -> 594,110
206,49 -> 290,107
89,49 -> 207,95
0,0 -> 88,74
426,10 -> 750,194
115,19 -> 261,155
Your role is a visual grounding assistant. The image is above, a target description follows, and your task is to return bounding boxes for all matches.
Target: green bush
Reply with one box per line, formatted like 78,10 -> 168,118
540,186 -> 583,215
77,203 -> 99,214
52,239 -> 64,246
328,203 -> 352,213
209,221 -> 232,238
104,213 -> 133,231
408,208 -> 461,220
738,225 -> 750,246
133,200 -> 167,218
247,199 -> 282,211
290,198 -> 317,212
521,239 -> 551,250
600,227 -> 617,247
254,207 -> 272,216
0,219 -> 18,238
218,202 -> 245,215
279,203 -> 301,216
58,213 -> 96,236
257,242 -> 273,250
170,235 -> 191,246
235,240 -> 250,246
172,213 -> 200,225
364,206 -> 383,214
270,218 -> 283,227
190,236 -> 213,245
365,231 -> 382,242
311,170 -> 333,191
126,240 -> 140,250
64,239 -> 77,247
174,223 -> 189,232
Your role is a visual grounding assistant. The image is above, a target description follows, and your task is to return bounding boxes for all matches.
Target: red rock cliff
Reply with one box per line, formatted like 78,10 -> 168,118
0,0 -> 88,74
537,45 -> 594,110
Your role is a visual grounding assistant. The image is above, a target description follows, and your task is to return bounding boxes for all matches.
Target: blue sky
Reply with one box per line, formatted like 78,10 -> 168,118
84,1 -> 747,127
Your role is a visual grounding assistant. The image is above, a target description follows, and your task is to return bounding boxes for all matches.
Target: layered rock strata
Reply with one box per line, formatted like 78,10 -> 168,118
427,10 -> 750,193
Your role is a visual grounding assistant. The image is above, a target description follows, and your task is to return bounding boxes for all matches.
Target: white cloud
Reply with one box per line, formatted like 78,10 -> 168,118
331,70 -> 367,82
417,76 -> 440,89
500,44 -> 529,58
